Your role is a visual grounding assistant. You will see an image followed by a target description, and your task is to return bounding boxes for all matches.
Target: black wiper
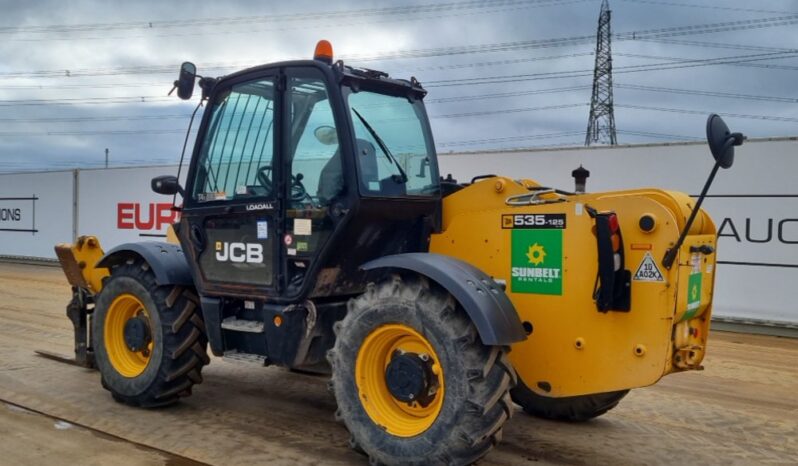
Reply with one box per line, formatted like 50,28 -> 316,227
351,108 -> 408,183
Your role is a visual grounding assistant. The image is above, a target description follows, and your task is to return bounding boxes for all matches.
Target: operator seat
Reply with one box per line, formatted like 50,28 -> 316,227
317,139 -> 378,203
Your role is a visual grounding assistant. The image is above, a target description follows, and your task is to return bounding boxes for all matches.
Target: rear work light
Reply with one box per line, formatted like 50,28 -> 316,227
587,208 -> 631,312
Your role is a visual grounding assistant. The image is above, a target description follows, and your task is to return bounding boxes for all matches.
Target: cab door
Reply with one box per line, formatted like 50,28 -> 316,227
281,67 -> 349,296
179,73 -> 282,298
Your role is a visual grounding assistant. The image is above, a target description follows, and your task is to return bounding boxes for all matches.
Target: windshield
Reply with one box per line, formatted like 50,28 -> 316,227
345,89 -> 439,197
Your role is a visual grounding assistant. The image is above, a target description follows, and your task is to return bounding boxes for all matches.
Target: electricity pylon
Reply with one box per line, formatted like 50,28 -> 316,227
585,0 -> 617,146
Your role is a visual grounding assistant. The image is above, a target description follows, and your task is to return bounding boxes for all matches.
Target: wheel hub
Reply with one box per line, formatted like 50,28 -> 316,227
123,316 -> 151,353
385,350 -> 437,406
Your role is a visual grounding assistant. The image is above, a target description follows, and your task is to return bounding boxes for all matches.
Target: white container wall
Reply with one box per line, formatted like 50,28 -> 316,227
0,170 -> 75,259
77,165 -> 185,248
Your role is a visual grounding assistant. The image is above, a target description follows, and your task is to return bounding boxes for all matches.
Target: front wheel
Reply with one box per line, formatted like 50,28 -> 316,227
511,379 -> 628,421
329,275 -> 515,466
93,259 -> 209,408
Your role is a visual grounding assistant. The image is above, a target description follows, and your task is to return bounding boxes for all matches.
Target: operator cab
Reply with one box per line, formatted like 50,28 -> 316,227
164,41 -> 441,303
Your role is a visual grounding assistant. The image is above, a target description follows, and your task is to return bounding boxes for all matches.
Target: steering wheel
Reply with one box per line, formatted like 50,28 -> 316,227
257,164 -> 310,203
257,164 -> 273,192
291,173 -> 310,203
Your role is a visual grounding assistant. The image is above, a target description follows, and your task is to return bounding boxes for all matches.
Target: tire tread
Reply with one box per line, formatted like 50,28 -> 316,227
94,260 -> 208,408
330,274 -> 515,466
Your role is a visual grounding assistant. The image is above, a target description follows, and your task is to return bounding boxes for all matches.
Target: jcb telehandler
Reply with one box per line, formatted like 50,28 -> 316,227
50,40 -> 743,465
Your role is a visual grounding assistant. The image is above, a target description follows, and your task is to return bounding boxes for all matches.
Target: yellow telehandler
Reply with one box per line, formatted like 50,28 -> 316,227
49,40 -> 743,465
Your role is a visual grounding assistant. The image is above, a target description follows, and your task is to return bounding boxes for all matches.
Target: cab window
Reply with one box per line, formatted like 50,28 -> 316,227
192,78 -> 276,202
288,76 -> 341,207
346,89 -> 438,197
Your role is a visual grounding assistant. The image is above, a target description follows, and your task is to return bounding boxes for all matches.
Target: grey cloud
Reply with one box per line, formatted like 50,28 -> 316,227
0,0 -> 795,171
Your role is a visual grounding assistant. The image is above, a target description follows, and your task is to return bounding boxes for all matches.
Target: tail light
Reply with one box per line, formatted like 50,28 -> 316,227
588,209 -> 631,312
608,213 -> 622,272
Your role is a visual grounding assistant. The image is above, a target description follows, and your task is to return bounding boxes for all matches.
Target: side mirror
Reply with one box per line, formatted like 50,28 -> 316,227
706,114 -> 744,169
176,62 -> 197,100
152,175 -> 183,196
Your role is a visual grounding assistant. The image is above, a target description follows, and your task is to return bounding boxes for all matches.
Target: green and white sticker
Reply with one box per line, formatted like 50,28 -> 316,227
510,229 -> 563,295
686,272 -> 702,314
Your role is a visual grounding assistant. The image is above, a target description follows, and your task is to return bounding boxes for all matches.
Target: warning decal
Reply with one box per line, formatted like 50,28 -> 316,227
633,252 -> 664,282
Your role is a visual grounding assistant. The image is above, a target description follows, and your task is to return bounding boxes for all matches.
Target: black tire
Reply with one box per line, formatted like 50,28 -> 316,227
511,378 -> 628,422
328,275 -> 516,466
93,258 -> 209,408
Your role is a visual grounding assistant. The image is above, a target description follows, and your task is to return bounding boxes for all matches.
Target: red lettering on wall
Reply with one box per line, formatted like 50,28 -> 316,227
117,203 -> 135,229
135,203 -> 155,230
117,202 -> 180,231
156,204 -> 178,230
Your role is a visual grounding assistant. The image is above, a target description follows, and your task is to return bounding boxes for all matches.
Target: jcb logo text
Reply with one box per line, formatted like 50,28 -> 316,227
215,242 -> 264,263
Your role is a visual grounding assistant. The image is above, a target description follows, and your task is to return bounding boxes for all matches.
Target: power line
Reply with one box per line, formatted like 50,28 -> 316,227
0,0 -> 578,35
0,129 -> 193,137
8,3 -> 590,43
615,51 -> 798,71
2,50 -> 793,109
636,38 -> 797,53
442,140 -> 588,151
0,114 -> 190,123
616,14 -> 798,40
0,103 -> 588,133
617,0 -> 795,15
616,129 -> 702,141
433,103 -> 587,118
0,96 -> 174,106
0,86 -> 592,126
0,52 -> 594,92
0,81 -> 165,90
0,0 -> 589,42
2,81 -> 792,126
4,48 -> 793,96
437,131 -> 585,147
392,52 -> 595,72
427,85 -> 592,103
425,50 -> 798,86
615,83 -> 798,103
4,15 -> 798,79
616,104 -> 798,123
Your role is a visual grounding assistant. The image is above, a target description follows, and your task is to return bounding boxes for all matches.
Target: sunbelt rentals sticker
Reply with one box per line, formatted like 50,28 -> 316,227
684,272 -> 703,319
510,218 -> 564,295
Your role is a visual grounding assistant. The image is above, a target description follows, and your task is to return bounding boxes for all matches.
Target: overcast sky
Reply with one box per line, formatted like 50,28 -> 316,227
0,0 -> 796,172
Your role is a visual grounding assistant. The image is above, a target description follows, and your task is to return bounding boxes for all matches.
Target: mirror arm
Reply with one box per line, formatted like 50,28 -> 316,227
662,159 -> 722,270
199,76 -> 217,101
719,136 -> 739,157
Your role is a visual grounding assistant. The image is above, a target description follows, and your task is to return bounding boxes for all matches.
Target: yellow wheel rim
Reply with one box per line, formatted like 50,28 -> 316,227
104,293 -> 152,378
355,324 -> 445,437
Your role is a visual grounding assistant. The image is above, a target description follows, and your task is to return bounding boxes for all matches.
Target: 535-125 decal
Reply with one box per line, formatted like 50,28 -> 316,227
502,213 -> 566,229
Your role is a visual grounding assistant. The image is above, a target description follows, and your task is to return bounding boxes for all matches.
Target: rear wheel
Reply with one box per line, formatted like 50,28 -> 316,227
329,275 -> 515,466
511,379 -> 628,421
93,259 -> 209,407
